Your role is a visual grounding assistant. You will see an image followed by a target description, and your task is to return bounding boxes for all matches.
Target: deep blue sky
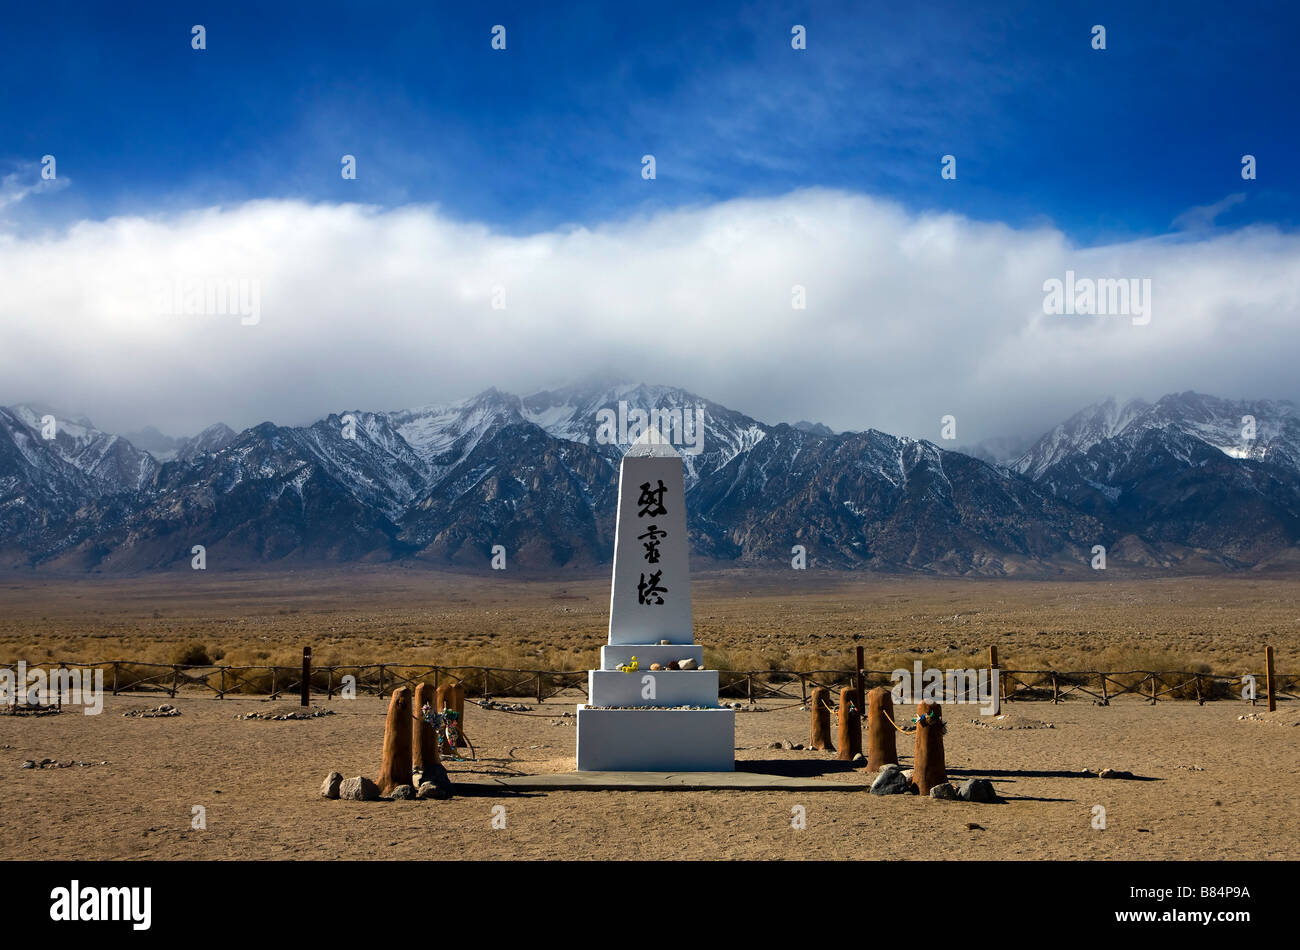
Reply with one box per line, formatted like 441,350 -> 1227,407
2,0 -> 1297,242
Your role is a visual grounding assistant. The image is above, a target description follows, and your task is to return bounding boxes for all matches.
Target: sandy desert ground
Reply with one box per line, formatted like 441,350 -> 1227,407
2,689 -> 1296,861
2,566 -> 1297,674
2,567 -> 1296,861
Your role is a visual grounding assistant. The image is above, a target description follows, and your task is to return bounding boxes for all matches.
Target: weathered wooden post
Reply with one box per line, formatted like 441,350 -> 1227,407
913,701 -> 946,795
112,661 -> 120,697
300,647 -> 312,707
988,646 -> 1000,715
171,665 -> 180,699
855,646 -> 865,712
809,685 -> 835,751
377,687 -> 413,795
412,682 -> 440,776
835,686 -> 862,761
866,686 -> 898,771
536,671 -> 544,705
1266,645 -> 1276,712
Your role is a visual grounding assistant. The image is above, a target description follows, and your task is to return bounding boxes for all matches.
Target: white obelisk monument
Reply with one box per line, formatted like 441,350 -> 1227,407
575,427 -> 735,771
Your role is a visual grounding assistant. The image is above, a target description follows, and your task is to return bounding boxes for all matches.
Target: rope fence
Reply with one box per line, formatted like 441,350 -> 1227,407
1,659 -> 1295,707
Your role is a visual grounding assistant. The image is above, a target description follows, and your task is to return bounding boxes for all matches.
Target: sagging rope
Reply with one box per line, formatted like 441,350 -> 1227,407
874,704 -> 947,735
877,703 -> 916,735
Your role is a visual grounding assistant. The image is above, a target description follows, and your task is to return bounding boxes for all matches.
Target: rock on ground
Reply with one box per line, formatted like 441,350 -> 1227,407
123,704 -> 179,719
929,782 -> 960,800
320,771 -> 342,799
416,781 -> 452,801
338,776 -> 380,801
1098,768 -> 1135,780
958,778 -> 998,803
389,784 -> 416,800
416,760 -> 454,799
870,764 -> 912,796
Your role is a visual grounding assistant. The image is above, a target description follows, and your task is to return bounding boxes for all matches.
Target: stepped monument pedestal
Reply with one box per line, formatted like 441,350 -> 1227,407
575,429 -> 735,771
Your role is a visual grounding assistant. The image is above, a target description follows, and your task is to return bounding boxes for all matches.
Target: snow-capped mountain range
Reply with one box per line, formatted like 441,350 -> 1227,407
2,385 -> 1298,573
1012,392 -> 1300,479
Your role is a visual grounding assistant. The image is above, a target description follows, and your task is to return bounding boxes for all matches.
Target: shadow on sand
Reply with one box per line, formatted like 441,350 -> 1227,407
736,758 -> 861,778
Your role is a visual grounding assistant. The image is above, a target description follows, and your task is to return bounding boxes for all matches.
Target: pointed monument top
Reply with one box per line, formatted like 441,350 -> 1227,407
625,425 -> 681,459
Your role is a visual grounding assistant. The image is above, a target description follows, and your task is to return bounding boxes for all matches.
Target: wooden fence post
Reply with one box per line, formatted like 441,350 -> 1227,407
1266,646 -> 1276,712
171,665 -> 179,699
866,686 -> 898,771
809,685 -> 834,751
913,701 -> 946,795
1051,672 -> 1059,705
1149,673 -> 1158,705
218,667 -> 226,699
301,647 -> 311,707
988,646 -> 1000,715
112,661 -> 119,696
835,686 -> 862,761
377,687 -> 413,796
326,667 -> 333,700
855,646 -> 865,713
800,675 -> 807,706
1099,671 -> 1109,706
536,671 -> 544,705
413,682 -> 440,777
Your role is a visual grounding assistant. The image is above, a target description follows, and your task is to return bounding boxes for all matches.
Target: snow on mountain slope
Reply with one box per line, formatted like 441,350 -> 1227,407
5,404 -> 158,493
1014,392 -> 1300,480
4,387 -> 1299,572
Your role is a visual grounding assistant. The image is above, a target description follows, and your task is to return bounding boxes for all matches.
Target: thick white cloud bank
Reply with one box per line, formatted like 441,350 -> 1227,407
1,189 -> 1298,444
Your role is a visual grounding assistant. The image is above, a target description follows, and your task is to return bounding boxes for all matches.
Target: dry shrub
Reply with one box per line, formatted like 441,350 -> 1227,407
170,642 -> 211,666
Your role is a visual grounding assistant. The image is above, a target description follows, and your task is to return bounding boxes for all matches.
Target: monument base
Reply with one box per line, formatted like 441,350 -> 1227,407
575,705 -> 736,771
588,668 -> 718,706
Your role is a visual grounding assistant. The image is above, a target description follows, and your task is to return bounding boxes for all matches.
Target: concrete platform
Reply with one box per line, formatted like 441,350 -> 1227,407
453,771 -> 864,791
588,668 -> 718,707
576,705 -> 734,771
